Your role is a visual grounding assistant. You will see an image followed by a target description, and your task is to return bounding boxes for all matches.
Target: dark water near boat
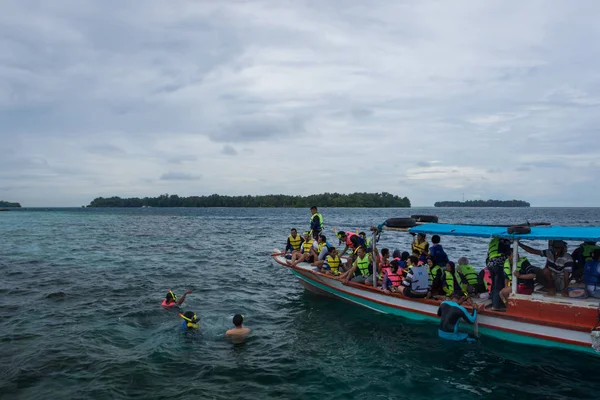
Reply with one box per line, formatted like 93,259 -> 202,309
2,207 -> 600,400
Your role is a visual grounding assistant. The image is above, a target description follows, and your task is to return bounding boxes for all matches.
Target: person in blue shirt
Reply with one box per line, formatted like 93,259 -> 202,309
429,235 -> 449,267
437,294 -> 478,341
584,249 -> 600,298
179,311 -> 199,331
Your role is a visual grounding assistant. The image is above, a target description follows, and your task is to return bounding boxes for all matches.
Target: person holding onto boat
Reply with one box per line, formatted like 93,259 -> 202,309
583,249 -> 600,298
519,240 -> 574,297
399,255 -> 430,298
412,233 -> 429,257
285,228 -> 304,254
499,252 -> 536,304
288,232 -> 314,266
486,238 -> 512,311
437,294 -> 478,342
455,257 -> 479,297
162,289 -> 193,308
341,246 -> 374,285
226,314 -> 251,343
309,206 -> 324,239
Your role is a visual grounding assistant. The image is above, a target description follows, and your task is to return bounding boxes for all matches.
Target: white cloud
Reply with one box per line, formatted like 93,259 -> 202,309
1,0 -> 600,206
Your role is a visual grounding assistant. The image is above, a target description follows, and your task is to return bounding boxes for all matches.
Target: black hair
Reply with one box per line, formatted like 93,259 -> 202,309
593,249 -> 600,259
381,248 -> 389,257
357,246 -> 367,253
401,251 -> 410,260
390,262 -> 399,273
183,311 -> 197,323
392,249 -> 401,259
328,246 -> 336,252
319,235 -> 327,242
432,235 -> 441,244
233,314 -> 243,327
310,206 -> 317,211
359,231 -> 366,237
166,292 -> 174,301
338,230 -> 346,237
291,228 -> 297,232
408,255 -> 419,265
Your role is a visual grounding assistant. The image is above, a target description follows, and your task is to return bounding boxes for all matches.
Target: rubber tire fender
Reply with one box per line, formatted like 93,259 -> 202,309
507,225 -> 531,235
385,218 -> 417,228
410,215 -> 439,223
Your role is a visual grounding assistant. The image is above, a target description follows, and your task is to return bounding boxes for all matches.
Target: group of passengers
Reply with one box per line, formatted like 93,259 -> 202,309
284,222 -> 600,311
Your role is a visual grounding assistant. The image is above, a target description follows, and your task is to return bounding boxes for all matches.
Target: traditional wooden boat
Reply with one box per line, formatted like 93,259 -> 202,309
272,223 -> 600,355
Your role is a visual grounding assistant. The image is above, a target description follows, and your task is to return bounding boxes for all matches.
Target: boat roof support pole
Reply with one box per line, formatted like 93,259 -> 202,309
372,230 -> 378,288
512,239 -> 519,295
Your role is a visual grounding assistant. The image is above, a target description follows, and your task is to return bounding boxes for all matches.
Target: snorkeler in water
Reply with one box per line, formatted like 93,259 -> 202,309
179,311 -> 199,330
161,289 -> 192,307
225,314 -> 251,343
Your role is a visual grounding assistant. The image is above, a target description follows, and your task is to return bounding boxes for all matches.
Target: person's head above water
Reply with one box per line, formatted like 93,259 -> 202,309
165,289 -> 177,304
233,314 -> 244,328
180,311 -> 199,329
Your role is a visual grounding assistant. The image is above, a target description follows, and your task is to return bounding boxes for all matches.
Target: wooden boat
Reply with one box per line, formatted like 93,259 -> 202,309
272,223 -> 600,355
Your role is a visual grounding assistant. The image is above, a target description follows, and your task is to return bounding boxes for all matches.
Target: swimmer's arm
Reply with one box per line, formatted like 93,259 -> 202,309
461,307 -> 477,324
177,289 -> 192,305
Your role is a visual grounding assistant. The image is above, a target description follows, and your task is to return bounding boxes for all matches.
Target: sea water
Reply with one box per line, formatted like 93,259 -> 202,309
1,207 -> 600,399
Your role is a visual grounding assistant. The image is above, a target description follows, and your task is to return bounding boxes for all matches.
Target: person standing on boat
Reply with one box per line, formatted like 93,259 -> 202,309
285,228 -> 304,254
399,255 -> 430,298
437,294 -> 478,342
519,240 -> 573,297
486,238 -> 511,311
337,231 -> 366,270
309,206 -> 324,240
412,233 -> 429,257
583,249 -> 600,298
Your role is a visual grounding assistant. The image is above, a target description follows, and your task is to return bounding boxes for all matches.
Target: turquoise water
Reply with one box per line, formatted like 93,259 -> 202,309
1,207 -> 600,399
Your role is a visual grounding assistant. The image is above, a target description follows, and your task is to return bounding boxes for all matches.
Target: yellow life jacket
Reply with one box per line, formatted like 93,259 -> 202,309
442,270 -> 454,296
455,264 -> 478,295
288,234 -> 302,251
326,255 -> 341,275
302,240 -> 314,254
503,257 -> 529,284
412,239 -> 429,255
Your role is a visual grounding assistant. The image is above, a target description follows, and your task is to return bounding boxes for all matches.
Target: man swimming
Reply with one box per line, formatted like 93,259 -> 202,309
226,314 -> 251,344
437,293 -> 479,341
179,311 -> 199,330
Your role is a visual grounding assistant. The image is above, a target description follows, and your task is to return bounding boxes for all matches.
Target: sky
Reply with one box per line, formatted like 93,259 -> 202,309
1,0 -> 600,207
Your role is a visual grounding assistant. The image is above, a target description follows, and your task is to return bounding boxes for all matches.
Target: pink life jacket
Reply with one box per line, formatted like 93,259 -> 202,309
345,232 -> 358,248
483,267 -> 492,294
161,299 -> 177,307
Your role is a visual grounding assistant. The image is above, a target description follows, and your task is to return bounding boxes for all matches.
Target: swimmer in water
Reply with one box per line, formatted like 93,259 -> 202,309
225,314 -> 251,343
162,289 -> 192,307
179,311 -> 199,330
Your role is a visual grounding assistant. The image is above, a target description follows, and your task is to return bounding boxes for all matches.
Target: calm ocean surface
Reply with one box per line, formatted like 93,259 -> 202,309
2,207 -> 600,400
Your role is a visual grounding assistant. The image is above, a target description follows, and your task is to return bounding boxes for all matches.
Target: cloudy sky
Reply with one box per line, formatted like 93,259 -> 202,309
1,0 -> 599,206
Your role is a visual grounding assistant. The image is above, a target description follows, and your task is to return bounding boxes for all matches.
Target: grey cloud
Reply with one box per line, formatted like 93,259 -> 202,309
221,145 -> 238,156
210,115 -> 307,143
417,161 -> 432,167
159,172 -> 202,181
515,165 -> 532,172
86,144 -> 126,156
167,155 -> 198,164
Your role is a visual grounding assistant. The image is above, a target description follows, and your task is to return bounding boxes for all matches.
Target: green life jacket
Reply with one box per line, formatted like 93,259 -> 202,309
442,270 -> 454,296
455,264 -> 478,295
356,254 -> 370,276
311,213 -> 324,231
487,238 -> 502,260
581,243 -> 600,261
503,257 -> 529,284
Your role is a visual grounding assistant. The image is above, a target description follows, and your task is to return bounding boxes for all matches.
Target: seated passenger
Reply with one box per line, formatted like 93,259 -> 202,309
379,248 -> 390,269
437,294 -> 478,342
310,234 -> 331,266
442,261 -> 458,299
429,235 -> 449,267
519,240 -> 574,297
288,232 -> 314,266
455,257 -> 479,297
572,241 -> 600,281
584,249 -> 600,299
341,246 -> 373,285
162,289 -> 192,307
400,255 -> 430,298
322,247 -> 343,276
499,252 -> 536,303
285,228 -> 304,254
382,261 -> 403,294
427,257 -> 444,297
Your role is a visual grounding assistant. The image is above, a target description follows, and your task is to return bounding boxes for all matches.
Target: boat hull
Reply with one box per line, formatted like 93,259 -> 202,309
273,252 -> 600,355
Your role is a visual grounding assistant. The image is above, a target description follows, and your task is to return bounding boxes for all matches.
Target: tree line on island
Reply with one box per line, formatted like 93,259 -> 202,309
0,200 -> 21,207
88,192 -> 411,208
434,200 -> 530,207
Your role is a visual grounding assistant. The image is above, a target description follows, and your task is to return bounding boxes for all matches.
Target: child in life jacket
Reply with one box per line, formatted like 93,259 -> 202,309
162,289 -> 192,307
382,262 -> 403,294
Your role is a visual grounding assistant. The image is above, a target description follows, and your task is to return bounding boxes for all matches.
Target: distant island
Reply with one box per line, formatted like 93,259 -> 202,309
0,200 -> 21,207
434,200 -> 530,207
88,192 -> 411,208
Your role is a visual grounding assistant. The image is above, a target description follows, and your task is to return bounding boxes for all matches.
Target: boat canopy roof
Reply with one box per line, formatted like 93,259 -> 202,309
408,223 -> 600,242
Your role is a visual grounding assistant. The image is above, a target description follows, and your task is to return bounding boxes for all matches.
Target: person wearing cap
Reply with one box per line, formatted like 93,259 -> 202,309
226,314 -> 251,343
179,311 -> 199,330
519,240 -> 574,297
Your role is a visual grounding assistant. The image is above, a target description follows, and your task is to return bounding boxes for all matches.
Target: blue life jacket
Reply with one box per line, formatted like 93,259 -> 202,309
584,260 -> 600,286
430,244 -> 449,266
